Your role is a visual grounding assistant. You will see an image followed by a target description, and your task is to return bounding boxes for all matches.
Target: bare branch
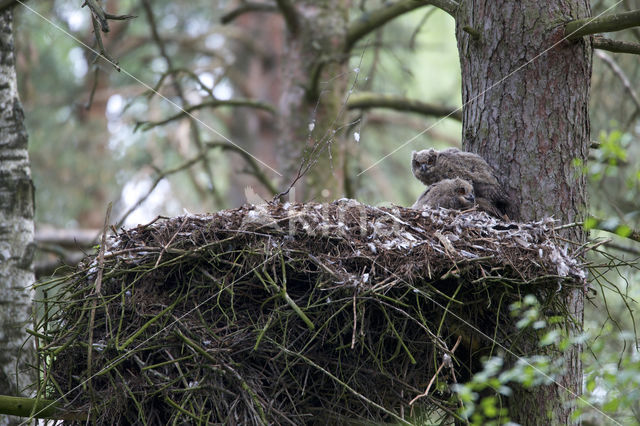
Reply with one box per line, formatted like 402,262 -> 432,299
347,92 -> 462,121
142,0 -> 226,207
275,0 -> 299,34
565,9 -> 640,41
103,12 -> 136,21
346,0 -> 458,51
206,141 -> 279,196
220,2 -> 278,24
82,0 -> 135,32
595,50 -> 640,112
136,99 -> 276,131
36,227 -> 101,248
84,0 -> 109,32
557,218 -> 640,243
593,36 -> 640,55
603,241 -> 640,256
114,153 -> 209,229
89,15 -> 120,71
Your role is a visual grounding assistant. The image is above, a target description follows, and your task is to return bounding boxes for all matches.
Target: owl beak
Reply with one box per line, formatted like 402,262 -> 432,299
465,194 -> 475,204
420,164 -> 429,173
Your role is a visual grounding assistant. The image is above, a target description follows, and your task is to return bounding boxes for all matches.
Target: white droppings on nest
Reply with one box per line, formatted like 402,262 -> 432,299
550,246 -> 570,277
459,250 -> 478,259
514,236 -> 530,248
402,232 -> 417,242
243,206 -> 279,229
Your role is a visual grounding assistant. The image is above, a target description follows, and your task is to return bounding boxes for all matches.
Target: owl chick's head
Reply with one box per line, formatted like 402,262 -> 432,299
448,178 -> 475,209
422,177 -> 475,210
411,149 -> 439,185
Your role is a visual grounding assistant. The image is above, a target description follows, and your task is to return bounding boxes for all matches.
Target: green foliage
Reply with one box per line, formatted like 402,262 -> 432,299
449,296 -> 573,425
576,323 -> 640,425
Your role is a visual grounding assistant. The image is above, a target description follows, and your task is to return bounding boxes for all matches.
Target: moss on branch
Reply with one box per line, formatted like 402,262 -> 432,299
0,395 -> 87,421
565,9 -> 640,40
593,36 -> 640,55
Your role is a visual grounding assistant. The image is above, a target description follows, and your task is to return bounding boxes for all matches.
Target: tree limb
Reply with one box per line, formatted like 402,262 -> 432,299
0,395 -> 87,420
205,141 -> 279,196
593,36 -> 640,55
82,0 -> 135,33
347,92 -> 462,121
275,0 -> 299,34
346,0 -> 458,51
220,2 -> 278,24
595,50 -> 640,112
136,99 -> 276,131
556,218 -> 640,243
89,15 -> 120,71
565,9 -> 640,41
141,0 -> 224,207
114,153 -> 209,229
36,227 -> 100,248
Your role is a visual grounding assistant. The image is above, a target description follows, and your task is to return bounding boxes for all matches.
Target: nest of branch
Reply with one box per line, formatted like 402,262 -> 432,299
36,200 -> 585,425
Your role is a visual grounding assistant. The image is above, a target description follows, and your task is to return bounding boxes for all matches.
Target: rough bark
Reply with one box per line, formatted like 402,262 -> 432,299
456,1 -> 590,424
0,5 -> 35,413
278,0 -> 350,201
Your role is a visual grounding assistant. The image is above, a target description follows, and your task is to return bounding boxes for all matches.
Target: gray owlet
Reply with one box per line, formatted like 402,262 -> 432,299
411,148 -> 510,218
412,178 -> 475,210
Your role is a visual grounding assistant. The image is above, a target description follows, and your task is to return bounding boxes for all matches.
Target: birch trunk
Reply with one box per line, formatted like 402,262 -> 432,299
0,7 -> 35,412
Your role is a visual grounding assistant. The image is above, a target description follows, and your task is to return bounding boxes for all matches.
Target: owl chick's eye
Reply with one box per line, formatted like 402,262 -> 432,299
427,156 -> 436,166
456,187 -> 466,195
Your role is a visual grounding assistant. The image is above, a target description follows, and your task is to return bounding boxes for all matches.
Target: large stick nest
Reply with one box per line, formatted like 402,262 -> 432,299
36,200 -> 585,424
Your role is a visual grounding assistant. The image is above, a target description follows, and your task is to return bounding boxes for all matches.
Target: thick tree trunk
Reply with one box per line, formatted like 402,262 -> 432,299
278,0 -> 350,201
456,1 -> 590,424
0,6 -> 36,412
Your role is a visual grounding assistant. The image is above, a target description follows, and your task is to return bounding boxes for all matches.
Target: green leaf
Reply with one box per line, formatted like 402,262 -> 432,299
615,225 -> 632,238
584,217 -> 598,230
603,398 -> 620,412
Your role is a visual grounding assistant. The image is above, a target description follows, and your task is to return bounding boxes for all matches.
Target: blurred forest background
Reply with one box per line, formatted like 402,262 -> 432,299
12,0 -> 640,423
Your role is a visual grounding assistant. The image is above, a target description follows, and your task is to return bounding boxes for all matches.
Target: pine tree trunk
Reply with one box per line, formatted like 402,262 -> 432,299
0,7 -> 35,412
455,1 -> 590,424
278,0 -> 350,201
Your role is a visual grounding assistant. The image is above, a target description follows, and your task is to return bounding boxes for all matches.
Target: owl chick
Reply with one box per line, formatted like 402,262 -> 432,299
412,178 -> 475,210
411,148 -> 510,218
